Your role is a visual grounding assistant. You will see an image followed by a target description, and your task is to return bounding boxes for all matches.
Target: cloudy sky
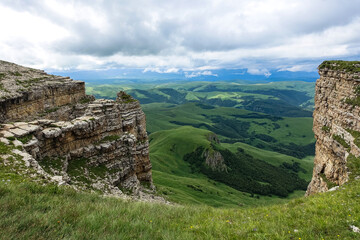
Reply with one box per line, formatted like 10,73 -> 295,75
0,0 -> 360,77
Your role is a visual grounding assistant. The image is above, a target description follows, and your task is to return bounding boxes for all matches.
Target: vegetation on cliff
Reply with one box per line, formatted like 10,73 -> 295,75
319,60 -> 360,73
344,86 -> 360,107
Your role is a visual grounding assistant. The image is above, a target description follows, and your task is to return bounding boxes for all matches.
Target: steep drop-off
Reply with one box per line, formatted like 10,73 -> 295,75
0,60 -> 153,195
306,60 -> 360,195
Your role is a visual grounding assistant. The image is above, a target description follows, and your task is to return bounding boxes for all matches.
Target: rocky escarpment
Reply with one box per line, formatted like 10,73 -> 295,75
0,60 -> 153,196
204,133 -> 227,172
0,60 -> 86,123
306,61 -> 360,196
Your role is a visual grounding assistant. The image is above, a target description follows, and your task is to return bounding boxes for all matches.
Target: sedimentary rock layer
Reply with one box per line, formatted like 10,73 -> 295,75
0,60 -> 85,123
0,61 -> 152,194
306,61 -> 360,195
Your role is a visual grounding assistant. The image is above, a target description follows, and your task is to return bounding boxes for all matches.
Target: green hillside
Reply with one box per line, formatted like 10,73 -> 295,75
150,126 -> 272,207
184,145 -> 308,197
0,171 -> 359,239
144,102 -> 315,159
150,126 -> 310,207
222,142 -> 314,182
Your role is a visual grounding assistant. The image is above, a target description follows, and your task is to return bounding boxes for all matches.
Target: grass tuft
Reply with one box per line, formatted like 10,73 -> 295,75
346,128 -> 360,148
98,135 -> 121,144
319,173 -> 337,189
332,134 -> 350,150
10,71 -> 22,76
322,125 -> 331,133
17,134 -> 33,144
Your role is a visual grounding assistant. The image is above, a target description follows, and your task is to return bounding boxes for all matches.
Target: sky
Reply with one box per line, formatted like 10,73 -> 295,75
0,0 -> 360,78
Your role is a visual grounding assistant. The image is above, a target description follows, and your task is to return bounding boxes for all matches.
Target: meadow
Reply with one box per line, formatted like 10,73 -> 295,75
0,170 -> 359,239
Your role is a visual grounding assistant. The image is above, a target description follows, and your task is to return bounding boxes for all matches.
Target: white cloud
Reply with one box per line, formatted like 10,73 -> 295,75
0,0 -> 359,72
278,64 -> 318,72
143,68 -> 179,74
247,68 -> 271,77
185,71 -> 218,78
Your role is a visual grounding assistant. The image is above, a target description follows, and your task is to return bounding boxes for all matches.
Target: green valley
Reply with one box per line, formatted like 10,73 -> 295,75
86,80 -> 316,206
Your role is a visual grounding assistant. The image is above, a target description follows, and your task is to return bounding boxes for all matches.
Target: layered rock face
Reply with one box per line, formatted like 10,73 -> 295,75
0,61 -> 152,194
0,60 -> 86,123
306,61 -> 360,196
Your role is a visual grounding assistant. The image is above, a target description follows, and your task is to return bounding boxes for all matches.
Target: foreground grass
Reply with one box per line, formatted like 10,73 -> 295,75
0,175 -> 359,239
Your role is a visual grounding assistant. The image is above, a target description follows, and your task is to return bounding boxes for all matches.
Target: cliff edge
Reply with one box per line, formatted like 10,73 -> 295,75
0,60 -> 153,196
306,60 -> 360,195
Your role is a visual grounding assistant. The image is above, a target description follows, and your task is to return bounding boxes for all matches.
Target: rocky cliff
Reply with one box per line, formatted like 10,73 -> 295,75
0,60 -> 153,196
306,60 -> 360,196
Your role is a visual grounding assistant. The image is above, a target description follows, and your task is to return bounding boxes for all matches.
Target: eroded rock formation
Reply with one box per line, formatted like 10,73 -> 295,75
0,60 -> 153,195
306,61 -> 360,196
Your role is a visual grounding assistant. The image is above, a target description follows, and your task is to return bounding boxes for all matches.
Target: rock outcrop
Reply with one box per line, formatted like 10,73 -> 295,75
203,149 -> 227,172
306,61 -> 360,196
204,133 -> 227,172
0,60 -> 153,195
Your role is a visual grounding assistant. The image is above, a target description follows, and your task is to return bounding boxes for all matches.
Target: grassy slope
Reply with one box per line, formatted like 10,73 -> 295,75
0,174 -> 359,240
143,102 -> 315,146
143,102 -> 315,206
150,126 -> 309,207
222,142 -> 314,182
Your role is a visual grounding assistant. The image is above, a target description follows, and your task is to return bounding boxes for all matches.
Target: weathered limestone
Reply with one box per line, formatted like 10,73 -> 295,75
0,60 -> 86,123
306,61 -> 360,196
0,61 -> 153,195
203,149 -> 227,172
